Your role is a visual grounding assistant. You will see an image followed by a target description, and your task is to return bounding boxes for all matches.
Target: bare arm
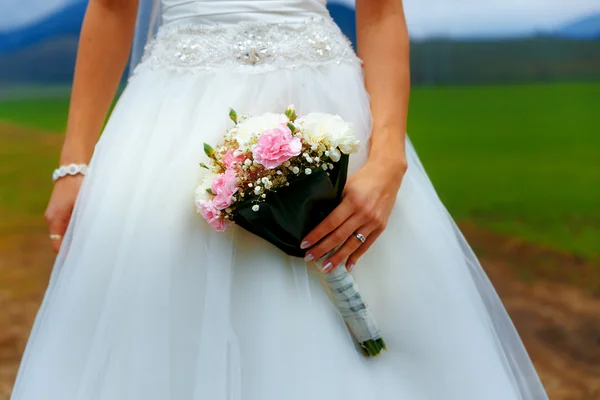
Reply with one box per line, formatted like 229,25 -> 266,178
46,0 -> 139,253
302,0 -> 410,270
61,0 -> 139,165
356,0 -> 410,172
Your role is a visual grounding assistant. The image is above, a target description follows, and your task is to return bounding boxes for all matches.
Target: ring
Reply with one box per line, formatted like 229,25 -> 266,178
355,233 -> 366,243
49,234 -> 62,241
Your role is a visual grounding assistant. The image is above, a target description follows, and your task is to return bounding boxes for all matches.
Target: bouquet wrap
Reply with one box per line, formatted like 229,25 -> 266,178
234,155 -> 348,258
195,107 -> 386,356
324,265 -> 386,357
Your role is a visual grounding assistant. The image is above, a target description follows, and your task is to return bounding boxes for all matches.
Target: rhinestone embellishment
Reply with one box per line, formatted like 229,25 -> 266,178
235,31 -> 273,65
134,17 -> 360,75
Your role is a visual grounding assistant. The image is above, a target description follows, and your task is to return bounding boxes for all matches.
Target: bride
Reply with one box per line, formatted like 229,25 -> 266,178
11,0 -> 549,399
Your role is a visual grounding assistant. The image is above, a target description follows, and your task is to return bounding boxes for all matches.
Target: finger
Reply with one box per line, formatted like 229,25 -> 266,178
50,237 -> 63,254
45,212 -> 70,254
346,228 -> 383,272
301,198 -> 355,250
304,214 -> 364,263
323,223 -> 377,273
48,224 -> 67,253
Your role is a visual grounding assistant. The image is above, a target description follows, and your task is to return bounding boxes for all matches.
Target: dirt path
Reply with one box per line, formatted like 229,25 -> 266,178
1,227 -> 599,399
461,224 -> 600,399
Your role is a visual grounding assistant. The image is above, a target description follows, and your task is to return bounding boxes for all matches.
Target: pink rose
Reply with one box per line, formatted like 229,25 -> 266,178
223,150 -> 245,169
211,169 -> 238,210
252,125 -> 302,169
199,200 -> 229,232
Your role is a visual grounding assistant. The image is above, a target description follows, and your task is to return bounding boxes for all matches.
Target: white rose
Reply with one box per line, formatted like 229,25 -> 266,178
195,167 -> 216,204
337,136 -> 360,155
194,186 -> 210,206
296,113 -> 328,147
234,113 -> 289,147
296,113 -> 358,154
329,148 -> 341,162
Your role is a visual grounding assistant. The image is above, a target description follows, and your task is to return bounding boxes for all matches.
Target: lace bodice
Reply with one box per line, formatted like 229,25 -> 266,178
132,0 -> 359,76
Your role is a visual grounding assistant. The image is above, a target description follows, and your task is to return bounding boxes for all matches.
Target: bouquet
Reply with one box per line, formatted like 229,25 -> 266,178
195,106 -> 386,357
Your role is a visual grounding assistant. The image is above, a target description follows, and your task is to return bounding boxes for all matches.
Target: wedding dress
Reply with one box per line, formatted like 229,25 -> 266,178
11,1 -> 549,399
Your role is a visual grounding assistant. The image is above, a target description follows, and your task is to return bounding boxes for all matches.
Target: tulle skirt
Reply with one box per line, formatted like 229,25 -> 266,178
11,62 -> 548,399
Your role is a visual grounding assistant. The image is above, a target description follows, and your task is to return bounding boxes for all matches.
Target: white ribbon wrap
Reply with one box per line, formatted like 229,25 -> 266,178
323,265 -> 382,344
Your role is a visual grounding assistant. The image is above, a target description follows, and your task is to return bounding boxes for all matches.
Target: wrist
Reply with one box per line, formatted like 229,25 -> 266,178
60,137 -> 94,165
52,163 -> 89,183
364,156 -> 407,188
367,135 -> 407,174
369,123 -> 406,152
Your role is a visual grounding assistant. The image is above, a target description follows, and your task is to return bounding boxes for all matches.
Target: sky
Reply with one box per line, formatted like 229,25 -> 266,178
333,0 -> 600,39
2,0 -> 600,39
400,0 -> 600,39
0,0 -> 79,30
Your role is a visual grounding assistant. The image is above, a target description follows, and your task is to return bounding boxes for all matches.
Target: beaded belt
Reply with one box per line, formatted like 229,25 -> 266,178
133,17 -> 361,75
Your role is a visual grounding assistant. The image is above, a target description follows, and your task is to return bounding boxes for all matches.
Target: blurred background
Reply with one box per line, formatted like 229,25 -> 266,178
1,0 -> 599,398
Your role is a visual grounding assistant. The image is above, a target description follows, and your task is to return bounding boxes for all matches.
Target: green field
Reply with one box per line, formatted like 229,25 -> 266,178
1,82 -> 599,258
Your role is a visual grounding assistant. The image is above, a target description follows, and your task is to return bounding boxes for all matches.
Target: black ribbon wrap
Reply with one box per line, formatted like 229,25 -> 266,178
233,154 -> 349,257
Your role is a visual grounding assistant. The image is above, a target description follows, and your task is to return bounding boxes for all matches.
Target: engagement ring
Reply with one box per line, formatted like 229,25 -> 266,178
355,233 -> 366,243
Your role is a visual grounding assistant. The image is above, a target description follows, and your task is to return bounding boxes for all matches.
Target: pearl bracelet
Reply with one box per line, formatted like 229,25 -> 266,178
52,163 -> 89,182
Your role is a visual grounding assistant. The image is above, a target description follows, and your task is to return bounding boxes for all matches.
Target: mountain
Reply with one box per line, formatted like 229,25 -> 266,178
0,1 -> 86,53
0,36 -> 78,83
554,13 -> 600,40
327,3 -> 356,48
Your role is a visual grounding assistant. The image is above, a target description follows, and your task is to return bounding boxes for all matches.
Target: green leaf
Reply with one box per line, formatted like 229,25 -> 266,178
284,107 -> 297,121
229,108 -> 238,124
203,143 -> 216,159
206,188 -> 213,195
286,122 -> 296,133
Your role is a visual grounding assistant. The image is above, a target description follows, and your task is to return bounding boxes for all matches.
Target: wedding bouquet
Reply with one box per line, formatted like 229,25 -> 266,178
195,106 -> 386,357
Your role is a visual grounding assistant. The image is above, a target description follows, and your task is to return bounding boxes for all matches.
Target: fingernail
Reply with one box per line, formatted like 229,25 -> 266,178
348,264 -> 355,272
300,241 -> 311,249
304,254 -> 314,262
322,262 -> 333,272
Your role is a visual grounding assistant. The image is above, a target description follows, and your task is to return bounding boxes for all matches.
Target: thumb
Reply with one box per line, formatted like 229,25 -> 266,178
46,209 -> 72,254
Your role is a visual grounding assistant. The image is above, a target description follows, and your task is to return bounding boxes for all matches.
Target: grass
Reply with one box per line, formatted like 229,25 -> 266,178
0,98 -> 70,133
408,82 -> 600,259
0,82 -> 599,258
0,124 -> 61,233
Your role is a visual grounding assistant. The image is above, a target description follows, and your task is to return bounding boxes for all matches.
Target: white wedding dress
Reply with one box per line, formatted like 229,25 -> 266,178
11,1 -> 549,399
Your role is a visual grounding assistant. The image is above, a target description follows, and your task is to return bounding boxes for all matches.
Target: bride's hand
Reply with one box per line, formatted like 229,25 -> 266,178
301,157 -> 407,272
45,176 -> 84,253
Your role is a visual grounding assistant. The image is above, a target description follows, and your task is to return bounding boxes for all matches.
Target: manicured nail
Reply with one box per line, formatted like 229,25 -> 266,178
300,241 -> 311,249
322,262 -> 333,272
304,254 -> 314,262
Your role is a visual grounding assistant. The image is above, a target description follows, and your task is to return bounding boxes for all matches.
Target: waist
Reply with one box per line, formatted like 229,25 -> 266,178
134,17 -> 360,76
161,0 -> 329,26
